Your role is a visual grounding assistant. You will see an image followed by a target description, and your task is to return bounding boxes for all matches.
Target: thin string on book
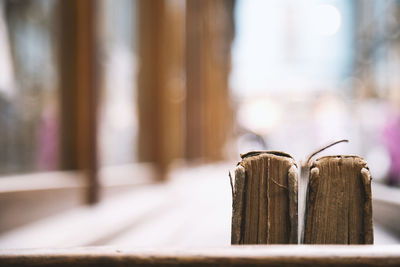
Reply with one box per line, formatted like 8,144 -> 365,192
270,177 -> 288,190
229,171 -> 234,198
306,139 -> 349,165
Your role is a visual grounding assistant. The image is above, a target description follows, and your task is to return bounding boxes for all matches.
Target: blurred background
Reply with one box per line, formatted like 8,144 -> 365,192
0,0 -> 399,248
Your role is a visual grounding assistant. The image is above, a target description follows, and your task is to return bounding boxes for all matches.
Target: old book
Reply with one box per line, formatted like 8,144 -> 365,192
304,155 -> 373,244
231,151 -> 298,244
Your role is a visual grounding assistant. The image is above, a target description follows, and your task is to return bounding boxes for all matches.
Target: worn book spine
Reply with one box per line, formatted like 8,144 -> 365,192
304,155 -> 373,244
231,151 -> 298,244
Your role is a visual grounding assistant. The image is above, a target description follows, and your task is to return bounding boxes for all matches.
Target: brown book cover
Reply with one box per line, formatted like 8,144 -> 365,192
304,155 -> 373,244
231,151 -> 298,244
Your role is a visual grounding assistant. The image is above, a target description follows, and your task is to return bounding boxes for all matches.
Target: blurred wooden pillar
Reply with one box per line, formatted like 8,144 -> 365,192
137,0 -> 185,179
185,0 -> 234,161
59,0 -> 99,204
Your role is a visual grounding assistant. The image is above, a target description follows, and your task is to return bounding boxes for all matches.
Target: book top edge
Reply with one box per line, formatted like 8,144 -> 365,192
240,151 -> 294,160
312,155 -> 367,167
239,151 -> 297,167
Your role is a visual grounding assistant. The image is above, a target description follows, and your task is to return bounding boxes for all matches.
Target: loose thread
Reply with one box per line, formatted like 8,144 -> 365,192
306,139 -> 349,165
229,171 -> 234,199
270,177 -> 288,190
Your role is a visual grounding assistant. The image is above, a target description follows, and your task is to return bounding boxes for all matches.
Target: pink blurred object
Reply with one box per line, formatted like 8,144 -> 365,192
36,107 -> 59,171
384,110 -> 400,185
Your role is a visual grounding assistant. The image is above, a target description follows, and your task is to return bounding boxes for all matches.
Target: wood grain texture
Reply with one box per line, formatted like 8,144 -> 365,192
231,166 -> 246,244
1,245 -> 400,267
304,156 -> 374,244
185,0 -> 234,161
59,0 -> 99,204
137,0 -> 185,179
231,152 -> 298,244
288,165 -> 298,243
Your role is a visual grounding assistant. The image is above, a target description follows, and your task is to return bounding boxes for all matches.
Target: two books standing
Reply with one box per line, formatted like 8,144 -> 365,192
231,151 -> 373,244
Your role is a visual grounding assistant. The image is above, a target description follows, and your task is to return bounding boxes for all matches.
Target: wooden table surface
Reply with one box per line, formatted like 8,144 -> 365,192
1,245 -> 400,266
